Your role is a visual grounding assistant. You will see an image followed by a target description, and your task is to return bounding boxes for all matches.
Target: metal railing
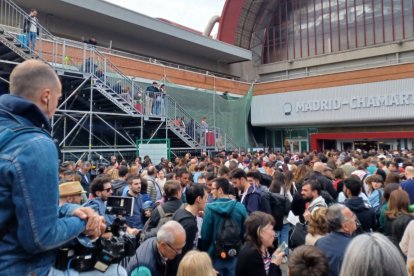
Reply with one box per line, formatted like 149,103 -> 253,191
133,90 -> 239,150
0,0 -> 238,150
0,0 -> 140,114
0,0 -> 57,60
160,92 -> 238,150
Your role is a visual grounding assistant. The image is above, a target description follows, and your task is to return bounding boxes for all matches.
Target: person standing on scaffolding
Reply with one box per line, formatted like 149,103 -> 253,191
158,84 -> 166,116
23,9 -> 39,53
199,117 -> 208,147
145,81 -> 159,115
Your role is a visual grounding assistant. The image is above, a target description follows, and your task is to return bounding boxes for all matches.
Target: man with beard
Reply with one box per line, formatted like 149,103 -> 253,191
301,179 -> 327,222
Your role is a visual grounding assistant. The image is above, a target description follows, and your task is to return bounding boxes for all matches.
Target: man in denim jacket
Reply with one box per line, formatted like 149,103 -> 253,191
0,60 -> 104,276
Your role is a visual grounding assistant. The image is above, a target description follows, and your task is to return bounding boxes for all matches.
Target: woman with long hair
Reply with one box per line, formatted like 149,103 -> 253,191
236,212 -> 283,276
385,189 -> 413,245
269,171 -> 293,254
293,164 -> 311,189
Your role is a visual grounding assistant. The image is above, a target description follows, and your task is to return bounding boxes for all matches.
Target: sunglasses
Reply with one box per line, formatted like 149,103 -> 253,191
103,187 -> 112,192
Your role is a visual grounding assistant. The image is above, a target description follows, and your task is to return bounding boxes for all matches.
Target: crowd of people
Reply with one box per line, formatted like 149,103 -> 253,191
56,147 -> 414,276
1,59 -> 414,276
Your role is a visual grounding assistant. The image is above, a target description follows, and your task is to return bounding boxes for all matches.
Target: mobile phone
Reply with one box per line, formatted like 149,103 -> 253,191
276,242 -> 288,253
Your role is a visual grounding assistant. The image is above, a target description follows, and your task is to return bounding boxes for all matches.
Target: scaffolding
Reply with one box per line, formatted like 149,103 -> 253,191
0,0 -> 241,162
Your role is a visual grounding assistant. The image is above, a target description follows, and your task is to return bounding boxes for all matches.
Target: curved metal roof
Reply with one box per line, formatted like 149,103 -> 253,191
218,0 -> 279,64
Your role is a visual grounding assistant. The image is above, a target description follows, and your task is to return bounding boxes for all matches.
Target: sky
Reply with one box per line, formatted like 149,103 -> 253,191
104,0 -> 226,33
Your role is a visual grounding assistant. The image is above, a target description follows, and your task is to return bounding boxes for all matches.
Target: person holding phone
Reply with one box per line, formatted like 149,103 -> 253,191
235,211 -> 284,276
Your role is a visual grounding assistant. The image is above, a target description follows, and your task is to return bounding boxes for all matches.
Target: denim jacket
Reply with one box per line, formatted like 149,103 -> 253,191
0,95 -> 86,276
83,197 -> 115,226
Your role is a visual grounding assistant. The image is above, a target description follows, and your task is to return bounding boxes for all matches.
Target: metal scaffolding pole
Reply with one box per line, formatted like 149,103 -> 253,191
88,76 -> 93,161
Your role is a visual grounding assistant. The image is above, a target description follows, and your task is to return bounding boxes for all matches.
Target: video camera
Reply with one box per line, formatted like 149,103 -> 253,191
55,196 -> 137,272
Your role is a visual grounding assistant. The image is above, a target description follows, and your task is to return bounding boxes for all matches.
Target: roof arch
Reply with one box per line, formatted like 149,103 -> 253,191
218,0 -> 279,64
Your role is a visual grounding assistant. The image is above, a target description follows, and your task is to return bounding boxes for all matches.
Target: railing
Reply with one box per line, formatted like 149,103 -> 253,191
89,48 -> 137,102
164,93 -> 200,143
95,46 -> 240,81
0,0 -> 138,110
0,0 -> 58,60
0,0 -> 238,150
0,0 -> 240,82
135,91 -> 238,150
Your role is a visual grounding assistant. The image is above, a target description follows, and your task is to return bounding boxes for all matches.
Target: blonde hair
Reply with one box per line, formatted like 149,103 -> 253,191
408,260 -> 414,276
307,207 -> 330,236
177,250 -> 216,276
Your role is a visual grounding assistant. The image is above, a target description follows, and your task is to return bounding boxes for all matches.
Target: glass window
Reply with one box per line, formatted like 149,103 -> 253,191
261,0 -> 414,63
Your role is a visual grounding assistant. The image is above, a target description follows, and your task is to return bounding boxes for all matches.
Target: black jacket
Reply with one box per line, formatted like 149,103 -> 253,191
169,209 -> 198,276
23,16 -> 39,34
173,208 -> 197,254
236,243 -> 281,276
386,213 -> 414,246
313,172 -> 338,200
344,197 -> 376,232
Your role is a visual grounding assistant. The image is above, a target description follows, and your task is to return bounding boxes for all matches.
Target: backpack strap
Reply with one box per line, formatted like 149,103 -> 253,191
157,205 -> 166,218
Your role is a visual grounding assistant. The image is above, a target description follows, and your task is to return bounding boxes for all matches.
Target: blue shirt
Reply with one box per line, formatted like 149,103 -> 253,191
401,178 -> 414,205
125,193 -> 144,229
315,232 -> 353,276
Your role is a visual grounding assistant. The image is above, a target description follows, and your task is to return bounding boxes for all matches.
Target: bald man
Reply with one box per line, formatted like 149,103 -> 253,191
0,60 -> 103,275
401,166 -> 414,204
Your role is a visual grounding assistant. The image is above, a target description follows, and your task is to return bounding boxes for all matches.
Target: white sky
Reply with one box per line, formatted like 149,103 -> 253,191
104,0 -> 226,33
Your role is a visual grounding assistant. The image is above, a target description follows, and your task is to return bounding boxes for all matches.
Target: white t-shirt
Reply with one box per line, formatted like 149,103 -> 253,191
29,17 -> 37,33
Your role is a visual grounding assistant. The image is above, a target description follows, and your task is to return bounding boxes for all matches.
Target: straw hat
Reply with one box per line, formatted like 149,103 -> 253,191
59,181 -> 86,197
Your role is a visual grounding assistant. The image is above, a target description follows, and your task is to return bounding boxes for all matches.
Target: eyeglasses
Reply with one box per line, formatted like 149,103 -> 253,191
344,213 -> 358,224
103,187 -> 112,192
166,242 -> 182,255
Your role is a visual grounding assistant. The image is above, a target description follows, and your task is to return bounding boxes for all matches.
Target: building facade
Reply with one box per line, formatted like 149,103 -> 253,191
218,0 -> 414,152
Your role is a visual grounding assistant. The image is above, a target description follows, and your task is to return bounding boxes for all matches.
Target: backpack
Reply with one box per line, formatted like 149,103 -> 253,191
139,204 -> 184,244
260,192 -> 291,231
214,202 -> 242,260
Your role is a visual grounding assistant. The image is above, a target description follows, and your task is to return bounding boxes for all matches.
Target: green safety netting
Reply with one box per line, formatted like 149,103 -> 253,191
134,79 -> 254,150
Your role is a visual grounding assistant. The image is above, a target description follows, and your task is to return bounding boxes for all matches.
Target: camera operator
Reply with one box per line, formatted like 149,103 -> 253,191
52,181 -> 128,275
84,176 -> 140,236
0,60 -> 105,275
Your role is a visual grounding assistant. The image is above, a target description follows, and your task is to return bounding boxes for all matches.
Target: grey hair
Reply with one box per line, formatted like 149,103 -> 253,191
339,233 -> 407,276
156,220 -> 185,244
326,204 -> 347,231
